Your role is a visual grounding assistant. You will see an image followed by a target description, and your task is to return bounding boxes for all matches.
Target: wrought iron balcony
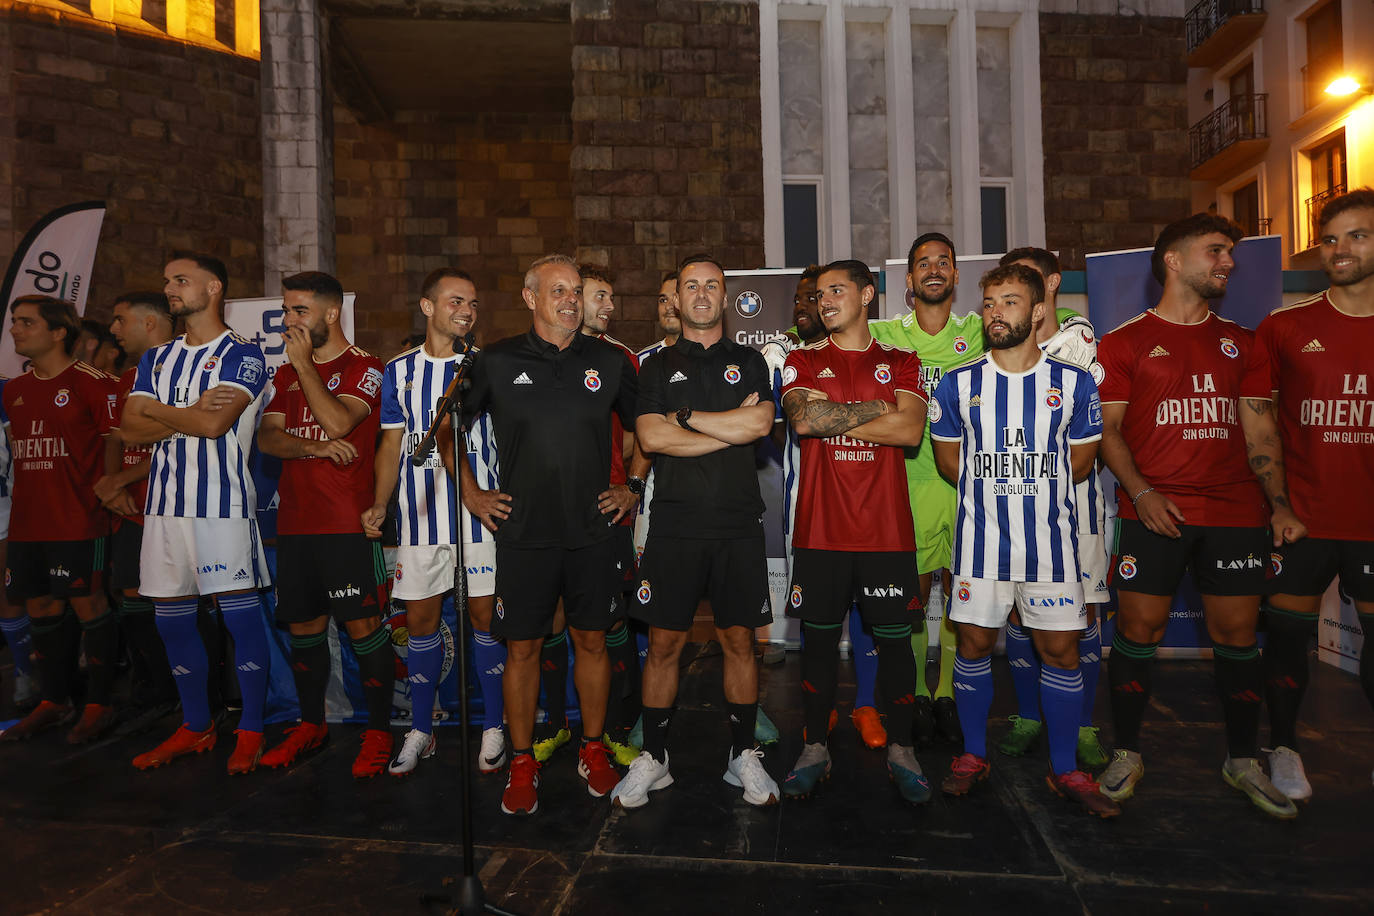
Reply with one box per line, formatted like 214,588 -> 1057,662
1307,183 -> 1347,248
1185,0 -> 1266,68
1189,93 -> 1268,178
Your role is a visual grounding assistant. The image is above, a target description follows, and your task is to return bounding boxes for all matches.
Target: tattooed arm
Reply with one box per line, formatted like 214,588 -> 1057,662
1239,396 -> 1307,546
781,388 -> 890,439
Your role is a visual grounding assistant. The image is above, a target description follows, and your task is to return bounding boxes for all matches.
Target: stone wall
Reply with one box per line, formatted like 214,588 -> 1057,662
1039,12 -> 1191,269
0,6 -> 263,316
333,105 -> 574,359
570,0 -> 765,349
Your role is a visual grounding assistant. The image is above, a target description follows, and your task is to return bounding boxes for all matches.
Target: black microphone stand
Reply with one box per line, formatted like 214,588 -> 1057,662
412,336 -> 517,916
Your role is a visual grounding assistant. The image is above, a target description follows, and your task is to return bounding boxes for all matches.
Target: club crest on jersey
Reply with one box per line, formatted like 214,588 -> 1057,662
789,584 -> 803,609
237,356 -> 264,384
202,357 -> 219,373
1118,555 -> 1139,580
1045,386 -> 1063,410
874,363 -> 892,384
735,291 -> 762,319
327,372 -> 341,391
394,562 -> 403,582
956,581 -> 971,603
637,580 -> 652,604
953,336 -> 968,354
495,597 -> 505,620
584,369 -> 601,392
53,388 -> 70,407
723,364 -> 741,384
1219,337 -> 1239,359
1270,553 -> 1283,577
927,398 -> 942,423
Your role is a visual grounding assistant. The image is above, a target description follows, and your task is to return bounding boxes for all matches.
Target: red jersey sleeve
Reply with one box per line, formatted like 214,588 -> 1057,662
893,350 -> 927,402
87,370 -> 119,435
263,365 -> 292,416
1239,326 -> 1273,400
1095,328 -> 1135,404
780,348 -> 815,398
340,354 -> 384,412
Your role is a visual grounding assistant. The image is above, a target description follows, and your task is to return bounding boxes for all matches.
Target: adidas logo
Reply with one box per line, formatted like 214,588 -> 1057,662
1301,338 -> 1325,353
817,367 -> 836,378
513,372 -> 533,385
1148,345 -> 1170,358
233,568 -> 250,581
1009,658 -> 1033,669
171,665 -> 191,676
410,673 -> 431,685
669,370 -> 688,383
236,661 -> 262,673
969,395 -> 982,406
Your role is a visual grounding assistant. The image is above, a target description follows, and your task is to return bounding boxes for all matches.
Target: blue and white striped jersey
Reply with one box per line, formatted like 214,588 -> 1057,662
930,353 -> 1102,582
379,346 -> 499,547
0,378 -> 11,499
635,338 -> 671,365
131,331 -> 268,519
760,335 -> 800,564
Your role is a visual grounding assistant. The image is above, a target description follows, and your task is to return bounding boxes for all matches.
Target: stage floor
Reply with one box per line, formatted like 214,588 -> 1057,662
2,645 -> 1371,915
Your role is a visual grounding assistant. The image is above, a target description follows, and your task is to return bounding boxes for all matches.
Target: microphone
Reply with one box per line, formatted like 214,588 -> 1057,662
453,333 -> 474,356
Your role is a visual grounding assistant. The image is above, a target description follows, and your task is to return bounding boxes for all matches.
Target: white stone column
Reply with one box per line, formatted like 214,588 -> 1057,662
260,0 -> 335,293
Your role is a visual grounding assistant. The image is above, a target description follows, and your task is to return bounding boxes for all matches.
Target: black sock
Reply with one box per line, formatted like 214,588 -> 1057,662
1359,614 -> 1374,713
800,621 -> 842,743
1261,604 -> 1315,750
642,704 -> 673,763
873,623 -> 917,743
288,631 -> 330,725
28,615 -> 70,703
351,625 -> 395,732
727,701 -> 757,758
120,598 -> 176,703
540,631 -> 568,729
1107,632 -> 1158,753
604,625 -> 635,736
1214,642 -> 1262,759
80,611 -> 120,705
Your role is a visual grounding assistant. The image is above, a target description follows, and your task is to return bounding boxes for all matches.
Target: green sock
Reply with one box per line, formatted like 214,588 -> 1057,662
934,615 -> 958,700
911,623 -> 930,698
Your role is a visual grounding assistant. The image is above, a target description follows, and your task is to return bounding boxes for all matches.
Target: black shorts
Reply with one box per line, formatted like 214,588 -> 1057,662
494,537 -> 624,640
787,548 -> 923,626
109,520 -> 144,592
1268,537 -> 1374,602
613,524 -> 635,587
6,538 -> 106,603
274,533 -> 389,626
1111,519 -> 1268,597
633,535 -> 771,632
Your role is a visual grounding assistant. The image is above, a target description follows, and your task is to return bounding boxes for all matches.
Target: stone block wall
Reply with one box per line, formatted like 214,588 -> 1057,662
570,0 -> 765,348
333,105 -> 574,359
1039,13 -> 1191,269
0,6 -> 263,317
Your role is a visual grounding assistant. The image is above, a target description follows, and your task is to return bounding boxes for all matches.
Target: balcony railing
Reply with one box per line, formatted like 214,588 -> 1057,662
1307,183 -> 1347,248
1185,0 -> 1264,55
1189,93 -> 1268,170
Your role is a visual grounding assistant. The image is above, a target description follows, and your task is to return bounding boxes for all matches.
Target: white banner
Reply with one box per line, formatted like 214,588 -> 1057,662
0,201 -> 106,377
223,293 -> 357,381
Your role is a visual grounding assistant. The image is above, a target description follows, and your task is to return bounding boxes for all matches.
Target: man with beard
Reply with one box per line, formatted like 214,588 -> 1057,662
1097,215 -> 1303,819
121,253 -> 274,774
636,272 -> 683,365
1255,188 -> 1374,799
871,233 -> 983,747
258,271 -> 395,777
930,265 -> 1117,817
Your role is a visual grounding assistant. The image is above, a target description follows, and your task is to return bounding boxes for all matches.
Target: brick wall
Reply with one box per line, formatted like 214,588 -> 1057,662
571,0 -> 765,349
0,7 -> 263,317
333,105 -> 574,359
1039,13 -> 1191,269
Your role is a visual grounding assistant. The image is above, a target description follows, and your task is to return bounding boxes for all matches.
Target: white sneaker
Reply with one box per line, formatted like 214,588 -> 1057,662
610,750 -> 673,809
1099,748 -> 1144,801
1266,746 -> 1312,801
387,728 -> 437,776
479,726 -> 507,774
11,671 -> 37,709
723,747 -> 779,806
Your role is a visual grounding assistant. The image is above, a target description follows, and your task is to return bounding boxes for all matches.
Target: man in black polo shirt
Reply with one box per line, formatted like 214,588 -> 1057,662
610,253 -> 779,809
465,253 -> 638,816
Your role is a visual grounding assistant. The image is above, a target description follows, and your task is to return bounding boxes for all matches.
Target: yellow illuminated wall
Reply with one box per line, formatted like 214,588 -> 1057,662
13,0 -> 260,58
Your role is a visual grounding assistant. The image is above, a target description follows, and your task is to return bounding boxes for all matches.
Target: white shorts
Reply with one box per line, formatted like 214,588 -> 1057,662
949,576 -> 1087,632
139,516 -> 271,598
392,541 -> 496,601
1078,532 -> 1110,604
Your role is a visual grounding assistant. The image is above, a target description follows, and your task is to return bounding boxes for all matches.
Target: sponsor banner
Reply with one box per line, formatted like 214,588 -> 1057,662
0,202 -> 106,377
1086,237 -> 1282,658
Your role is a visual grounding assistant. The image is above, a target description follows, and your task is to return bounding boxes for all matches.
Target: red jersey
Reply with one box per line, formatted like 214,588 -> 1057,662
264,346 -> 384,536
2,361 -> 117,541
596,333 -> 640,527
1097,310 -> 1269,527
1257,293 -> 1374,541
113,366 -> 154,525
782,337 -> 925,551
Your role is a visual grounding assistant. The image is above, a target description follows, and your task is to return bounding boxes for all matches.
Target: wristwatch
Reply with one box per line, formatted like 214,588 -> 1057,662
675,406 -> 695,431
626,476 -> 646,497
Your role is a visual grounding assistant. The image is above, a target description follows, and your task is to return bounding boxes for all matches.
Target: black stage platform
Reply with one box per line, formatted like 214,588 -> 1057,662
2,645 -> 1371,914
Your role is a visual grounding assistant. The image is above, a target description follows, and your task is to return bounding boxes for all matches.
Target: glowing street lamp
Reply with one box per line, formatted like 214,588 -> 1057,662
1324,76 -> 1366,97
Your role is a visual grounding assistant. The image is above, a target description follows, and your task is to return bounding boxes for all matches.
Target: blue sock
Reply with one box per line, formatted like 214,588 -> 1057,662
849,606 -> 878,709
219,592 -> 271,733
0,615 -> 34,677
407,631 -> 444,735
1006,623 -> 1041,721
1040,663 -> 1084,776
155,598 -> 211,731
953,653 -> 994,758
1079,622 -> 1101,728
472,629 -> 506,730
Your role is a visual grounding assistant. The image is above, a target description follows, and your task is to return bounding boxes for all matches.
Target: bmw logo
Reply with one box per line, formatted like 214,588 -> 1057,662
735,291 -> 763,319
